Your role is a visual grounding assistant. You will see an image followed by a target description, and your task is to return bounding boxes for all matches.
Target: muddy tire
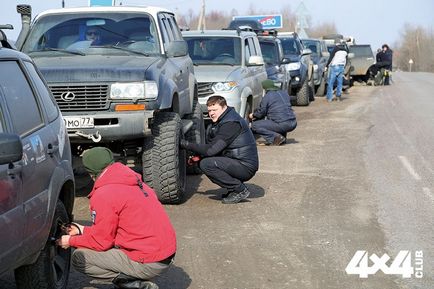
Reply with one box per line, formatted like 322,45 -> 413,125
144,112 -> 186,204
185,97 -> 205,175
15,201 -> 71,289
296,80 -> 310,106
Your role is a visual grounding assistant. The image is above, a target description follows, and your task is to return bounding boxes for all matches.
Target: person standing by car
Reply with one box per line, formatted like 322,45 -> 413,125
249,79 -> 297,146
180,95 -> 259,204
57,147 -> 176,289
325,40 -> 349,102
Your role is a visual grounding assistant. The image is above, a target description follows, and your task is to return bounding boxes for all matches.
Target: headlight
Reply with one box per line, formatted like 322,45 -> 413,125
287,62 -> 301,71
212,81 -> 238,92
110,81 -> 158,100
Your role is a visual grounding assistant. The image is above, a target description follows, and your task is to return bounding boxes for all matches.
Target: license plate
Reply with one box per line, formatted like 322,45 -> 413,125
63,116 -> 94,129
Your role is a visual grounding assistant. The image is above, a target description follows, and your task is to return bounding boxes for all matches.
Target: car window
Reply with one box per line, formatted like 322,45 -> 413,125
23,61 -> 59,123
0,61 -> 43,136
185,36 -> 241,65
259,41 -> 278,64
349,45 -> 374,57
244,38 -> 251,63
247,37 -> 257,55
167,15 -> 182,40
280,37 -> 300,55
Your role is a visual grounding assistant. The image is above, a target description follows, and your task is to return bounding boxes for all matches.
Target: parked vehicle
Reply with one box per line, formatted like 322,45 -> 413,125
278,32 -> 314,106
182,29 -> 267,119
301,38 -> 330,96
349,44 -> 375,83
257,31 -> 291,94
0,26 -> 75,289
15,4 -> 205,204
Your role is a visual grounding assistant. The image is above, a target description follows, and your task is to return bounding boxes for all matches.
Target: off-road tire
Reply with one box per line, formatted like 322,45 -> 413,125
185,96 -> 205,175
144,112 -> 186,204
243,101 -> 252,123
308,75 -> 315,101
316,76 -> 326,96
15,201 -> 71,289
296,80 -> 310,106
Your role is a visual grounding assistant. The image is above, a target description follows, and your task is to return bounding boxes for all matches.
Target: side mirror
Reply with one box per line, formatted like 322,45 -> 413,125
302,48 -> 312,55
166,40 -> 188,57
348,52 -> 355,59
281,57 -> 290,64
247,55 -> 264,66
0,133 -> 23,165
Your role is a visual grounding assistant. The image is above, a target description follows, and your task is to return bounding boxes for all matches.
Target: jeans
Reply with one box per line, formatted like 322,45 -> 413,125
251,119 -> 297,144
327,64 -> 345,100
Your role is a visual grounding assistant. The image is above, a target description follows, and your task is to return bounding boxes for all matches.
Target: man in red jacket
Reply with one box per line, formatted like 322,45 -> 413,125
57,147 -> 176,289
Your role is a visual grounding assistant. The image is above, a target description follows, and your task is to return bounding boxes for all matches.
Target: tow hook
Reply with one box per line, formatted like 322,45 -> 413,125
75,131 -> 102,143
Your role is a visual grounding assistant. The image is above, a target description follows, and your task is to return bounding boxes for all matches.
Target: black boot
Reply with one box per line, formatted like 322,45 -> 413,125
112,273 -> 159,289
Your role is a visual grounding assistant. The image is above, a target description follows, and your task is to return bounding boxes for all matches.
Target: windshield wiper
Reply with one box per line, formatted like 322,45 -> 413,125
30,48 -> 86,56
106,45 -> 150,56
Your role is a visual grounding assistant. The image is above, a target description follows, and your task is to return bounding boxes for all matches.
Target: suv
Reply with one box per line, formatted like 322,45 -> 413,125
301,38 -> 330,96
348,44 -> 375,83
278,32 -> 314,106
16,5 -> 205,204
182,29 -> 267,119
0,27 -> 75,289
257,32 -> 291,92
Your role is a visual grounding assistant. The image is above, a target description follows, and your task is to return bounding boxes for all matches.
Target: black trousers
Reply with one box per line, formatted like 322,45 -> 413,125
199,157 -> 255,193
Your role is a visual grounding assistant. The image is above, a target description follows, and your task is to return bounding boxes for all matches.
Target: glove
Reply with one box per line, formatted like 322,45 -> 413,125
180,139 -> 189,149
324,66 -> 328,72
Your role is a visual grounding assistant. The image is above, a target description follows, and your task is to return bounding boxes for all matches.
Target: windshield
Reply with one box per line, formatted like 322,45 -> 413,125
259,41 -> 279,64
280,37 -> 300,55
22,12 -> 160,56
301,39 -> 320,56
349,45 -> 374,57
185,37 -> 241,65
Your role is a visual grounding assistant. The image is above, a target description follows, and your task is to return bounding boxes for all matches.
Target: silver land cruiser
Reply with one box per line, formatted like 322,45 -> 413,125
16,5 -> 204,204
182,29 -> 267,119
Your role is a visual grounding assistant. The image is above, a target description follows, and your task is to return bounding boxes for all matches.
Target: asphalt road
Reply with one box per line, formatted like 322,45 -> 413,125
2,72 -> 433,289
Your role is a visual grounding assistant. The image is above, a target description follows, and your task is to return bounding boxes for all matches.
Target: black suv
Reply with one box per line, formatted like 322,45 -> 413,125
0,27 -> 75,289
278,32 -> 314,106
257,32 -> 290,91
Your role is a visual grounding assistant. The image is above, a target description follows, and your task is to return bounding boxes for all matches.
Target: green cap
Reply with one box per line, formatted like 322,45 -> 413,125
82,147 -> 114,176
262,79 -> 279,91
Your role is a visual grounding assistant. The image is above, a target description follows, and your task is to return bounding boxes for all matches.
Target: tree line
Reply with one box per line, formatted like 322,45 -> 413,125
176,7 -> 434,73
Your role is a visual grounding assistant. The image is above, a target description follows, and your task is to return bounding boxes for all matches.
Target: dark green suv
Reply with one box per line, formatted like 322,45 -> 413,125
0,30 -> 75,289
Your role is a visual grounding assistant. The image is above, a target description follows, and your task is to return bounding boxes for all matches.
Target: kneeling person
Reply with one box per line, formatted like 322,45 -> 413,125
57,147 -> 176,289
181,95 -> 259,204
250,79 -> 297,145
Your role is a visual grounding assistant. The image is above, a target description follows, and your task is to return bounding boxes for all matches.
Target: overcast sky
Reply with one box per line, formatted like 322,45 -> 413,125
2,0 -> 433,51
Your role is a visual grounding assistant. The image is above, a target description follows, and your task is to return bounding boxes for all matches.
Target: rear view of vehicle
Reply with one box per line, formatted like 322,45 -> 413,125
349,44 -> 375,83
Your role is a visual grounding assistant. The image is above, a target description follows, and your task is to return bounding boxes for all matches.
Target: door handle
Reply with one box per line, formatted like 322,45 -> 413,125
7,162 -> 22,177
47,143 -> 59,157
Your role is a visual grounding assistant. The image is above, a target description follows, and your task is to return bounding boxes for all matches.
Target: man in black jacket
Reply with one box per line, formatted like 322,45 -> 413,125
181,95 -> 259,204
249,79 -> 297,146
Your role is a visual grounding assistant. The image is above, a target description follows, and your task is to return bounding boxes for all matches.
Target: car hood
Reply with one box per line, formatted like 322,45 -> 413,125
285,54 -> 301,63
193,65 -> 240,82
33,55 -> 160,83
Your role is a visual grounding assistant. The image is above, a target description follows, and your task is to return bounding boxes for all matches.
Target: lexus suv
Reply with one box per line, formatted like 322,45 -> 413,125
15,4 -> 204,204
0,26 -> 75,289
182,29 -> 267,119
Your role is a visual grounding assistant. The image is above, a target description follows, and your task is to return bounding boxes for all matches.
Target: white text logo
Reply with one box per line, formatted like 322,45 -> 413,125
346,250 -> 423,278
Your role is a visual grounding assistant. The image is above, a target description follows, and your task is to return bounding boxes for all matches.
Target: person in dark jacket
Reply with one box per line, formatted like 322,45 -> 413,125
180,95 -> 259,204
371,44 -> 393,85
249,79 -> 297,146
57,147 -> 176,289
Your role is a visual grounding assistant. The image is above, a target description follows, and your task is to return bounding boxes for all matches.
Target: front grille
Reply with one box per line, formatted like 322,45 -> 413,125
197,82 -> 214,98
50,84 -> 109,112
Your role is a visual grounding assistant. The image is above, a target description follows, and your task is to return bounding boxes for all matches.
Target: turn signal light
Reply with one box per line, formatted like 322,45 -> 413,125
115,104 -> 145,111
